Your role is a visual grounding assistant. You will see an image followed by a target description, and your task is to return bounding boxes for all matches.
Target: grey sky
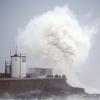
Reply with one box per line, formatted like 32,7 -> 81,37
0,0 -> 100,89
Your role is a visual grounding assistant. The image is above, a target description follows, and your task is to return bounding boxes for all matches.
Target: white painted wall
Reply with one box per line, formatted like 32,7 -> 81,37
11,56 -> 26,78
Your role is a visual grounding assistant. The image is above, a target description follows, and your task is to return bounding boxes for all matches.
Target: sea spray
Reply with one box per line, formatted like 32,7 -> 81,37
17,5 -> 99,94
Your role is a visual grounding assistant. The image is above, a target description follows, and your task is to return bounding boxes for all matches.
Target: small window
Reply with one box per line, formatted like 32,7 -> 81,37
22,57 -> 26,62
15,59 -> 17,61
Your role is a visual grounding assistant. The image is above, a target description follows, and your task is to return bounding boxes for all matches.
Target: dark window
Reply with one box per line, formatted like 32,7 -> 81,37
22,57 -> 26,62
15,59 -> 17,61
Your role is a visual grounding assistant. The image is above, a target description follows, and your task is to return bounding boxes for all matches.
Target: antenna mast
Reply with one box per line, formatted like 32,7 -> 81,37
15,45 -> 18,54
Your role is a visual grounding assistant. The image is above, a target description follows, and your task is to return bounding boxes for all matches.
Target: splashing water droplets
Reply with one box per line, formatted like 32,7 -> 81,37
17,6 -> 99,94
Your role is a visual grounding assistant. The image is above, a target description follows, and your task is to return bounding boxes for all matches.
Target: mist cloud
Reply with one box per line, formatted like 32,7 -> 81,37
17,5 -> 99,94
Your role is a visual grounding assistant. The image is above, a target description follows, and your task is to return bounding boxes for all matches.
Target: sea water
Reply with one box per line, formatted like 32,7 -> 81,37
0,91 -> 100,100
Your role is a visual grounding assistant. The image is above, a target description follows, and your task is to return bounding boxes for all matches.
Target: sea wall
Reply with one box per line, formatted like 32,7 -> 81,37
0,78 -> 84,95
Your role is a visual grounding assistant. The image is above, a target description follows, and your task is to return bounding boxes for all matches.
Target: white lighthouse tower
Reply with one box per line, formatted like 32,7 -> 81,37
11,50 -> 27,78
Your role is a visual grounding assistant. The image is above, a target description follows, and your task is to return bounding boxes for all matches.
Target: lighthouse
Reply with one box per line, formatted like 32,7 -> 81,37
11,52 -> 27,78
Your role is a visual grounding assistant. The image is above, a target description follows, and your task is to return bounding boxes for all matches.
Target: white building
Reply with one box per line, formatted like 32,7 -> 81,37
5,60 -> 11,74
11,53 -> 27,78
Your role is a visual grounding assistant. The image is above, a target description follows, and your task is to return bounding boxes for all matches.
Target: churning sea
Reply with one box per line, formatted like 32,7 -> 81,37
0,91 -> 100,100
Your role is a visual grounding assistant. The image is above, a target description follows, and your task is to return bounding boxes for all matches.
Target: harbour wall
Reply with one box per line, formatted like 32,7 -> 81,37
0,78 -> 84,95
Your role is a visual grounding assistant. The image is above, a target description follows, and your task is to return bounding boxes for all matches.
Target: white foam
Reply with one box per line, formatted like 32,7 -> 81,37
17,5 -> 99,94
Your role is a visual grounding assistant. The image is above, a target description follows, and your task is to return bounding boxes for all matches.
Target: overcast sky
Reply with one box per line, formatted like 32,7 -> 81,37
0,0 -> 100,89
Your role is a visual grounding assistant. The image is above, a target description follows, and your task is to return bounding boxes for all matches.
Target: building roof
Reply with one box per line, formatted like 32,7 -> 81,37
11,53 -> 26,57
